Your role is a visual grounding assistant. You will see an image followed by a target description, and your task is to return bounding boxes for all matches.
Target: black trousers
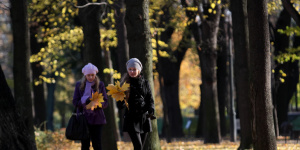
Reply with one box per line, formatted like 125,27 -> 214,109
128,131 -> 148,150
81,124 -> 103,150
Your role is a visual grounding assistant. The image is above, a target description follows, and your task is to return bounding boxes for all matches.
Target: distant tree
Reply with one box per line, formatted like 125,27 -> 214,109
217,5 -> 230,137
156,4 -> 186,138
248,0 -> 277,149
114,0 -> 129,140
29,23 -> 46,129
125,0 -> 161,149
78,0 -> 103,73
195,0 -> 222,143
273,8 -> 293,134
0,65 -> 36,150
10,0 -> 36,146
77,0 -> 118,149
230,0 -> 253,149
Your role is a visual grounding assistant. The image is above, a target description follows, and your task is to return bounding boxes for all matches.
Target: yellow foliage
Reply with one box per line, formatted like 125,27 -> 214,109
86,92 -> 105,110
179,48 -> 201,112
106,81 -> 130,102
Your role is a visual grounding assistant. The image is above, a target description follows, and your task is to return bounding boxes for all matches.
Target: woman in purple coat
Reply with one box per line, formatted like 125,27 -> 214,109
72,63 -> 108,150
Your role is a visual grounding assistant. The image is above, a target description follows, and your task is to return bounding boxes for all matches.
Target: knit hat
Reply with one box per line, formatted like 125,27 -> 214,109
82,63 -> 98,75
126,58 -> 143,72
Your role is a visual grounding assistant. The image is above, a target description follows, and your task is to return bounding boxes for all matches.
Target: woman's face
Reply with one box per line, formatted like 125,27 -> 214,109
85,74 -> 96,82
128,67 -> 140,78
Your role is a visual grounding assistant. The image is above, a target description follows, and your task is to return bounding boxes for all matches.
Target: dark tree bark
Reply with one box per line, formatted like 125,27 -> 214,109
155,32 -> 171,142
0,65 -> 36,150
102,50 -> 118,150
78,0 -> 118,148
159,26 -> 191,138
30,24 -> 46,129
273,8 -> 297,134
46,76 -> 56,131
78,0 -> 103,79
230,0 -> 253,149
114,0 -> 129,75
196,1 -> 222,143
248,0 -> 277,149
217,6 -> 230,137
114,0 -> 129,139
10,0 -> 36,146
125,0 -> 160,149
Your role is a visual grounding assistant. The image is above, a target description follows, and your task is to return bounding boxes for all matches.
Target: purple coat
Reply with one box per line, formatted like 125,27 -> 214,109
72,81 -> 108,125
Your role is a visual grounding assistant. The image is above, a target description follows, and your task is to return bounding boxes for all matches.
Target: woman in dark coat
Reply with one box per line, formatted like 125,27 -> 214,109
72,63 -> 108,150
117,58 -> 155,150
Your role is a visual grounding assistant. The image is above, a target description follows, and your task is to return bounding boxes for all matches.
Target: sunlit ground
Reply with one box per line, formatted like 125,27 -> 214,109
35,130 -> 300,150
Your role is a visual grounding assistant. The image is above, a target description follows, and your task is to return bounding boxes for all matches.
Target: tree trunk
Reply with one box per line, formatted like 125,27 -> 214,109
248,0 -> 277,149
125,0 -> 160,149
102,49 -> 119,150
78,0 -> 103,79
30,25 -> 46,129
186,4 -> 203,138
273,8 -> 295,133
230,0 -> 253,148
198,1 -> 222,143
158,26 -> 186,137
114,0 -> 129,139
155,33 -> 171,142
78,0 -> 118,148
217,7 -> 230,137
46,76 -> 56,131
0,65 -> 36,150
114,0 -> 129,75
10,0 -> 36,146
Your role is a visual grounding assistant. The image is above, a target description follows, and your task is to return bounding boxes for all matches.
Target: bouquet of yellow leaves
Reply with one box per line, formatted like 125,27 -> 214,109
106,81 -> 130,109
86,91 -> 105,110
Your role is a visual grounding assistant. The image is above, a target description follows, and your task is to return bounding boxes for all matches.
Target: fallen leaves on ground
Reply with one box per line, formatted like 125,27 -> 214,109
35,129 -> 300,150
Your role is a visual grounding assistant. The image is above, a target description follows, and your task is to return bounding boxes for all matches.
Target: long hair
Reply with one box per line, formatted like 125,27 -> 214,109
79,75 -> 100,92
120,73 -> 130,86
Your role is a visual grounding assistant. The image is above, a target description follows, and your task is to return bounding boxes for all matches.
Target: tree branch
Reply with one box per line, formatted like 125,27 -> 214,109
75,2 -> 107,8
281,0 -> 300,26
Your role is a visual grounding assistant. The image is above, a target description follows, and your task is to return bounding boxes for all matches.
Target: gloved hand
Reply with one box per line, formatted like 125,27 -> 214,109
148,107 -> 154,115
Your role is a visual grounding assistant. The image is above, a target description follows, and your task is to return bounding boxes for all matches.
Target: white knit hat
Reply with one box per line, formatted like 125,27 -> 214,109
82,63 -> 98,75
126,58 -> 143,72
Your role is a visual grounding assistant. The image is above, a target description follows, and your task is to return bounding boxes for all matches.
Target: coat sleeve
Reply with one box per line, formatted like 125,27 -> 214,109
99,81 -> 109,109
144,80 -> 155,112
73,82 -> 84,108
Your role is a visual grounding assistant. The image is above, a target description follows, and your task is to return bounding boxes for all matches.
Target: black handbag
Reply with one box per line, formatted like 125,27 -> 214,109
65,108 -> 90,140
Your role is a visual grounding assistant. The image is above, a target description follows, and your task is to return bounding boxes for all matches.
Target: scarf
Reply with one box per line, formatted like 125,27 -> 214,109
81,81 -> 95,104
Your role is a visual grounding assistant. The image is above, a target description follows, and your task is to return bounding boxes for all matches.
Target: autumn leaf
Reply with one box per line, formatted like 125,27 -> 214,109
86,92 -> 104,110
106,81 -> 130,101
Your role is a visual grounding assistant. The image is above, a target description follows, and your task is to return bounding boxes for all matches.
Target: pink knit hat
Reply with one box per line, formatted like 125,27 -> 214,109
82,63 -> 98,75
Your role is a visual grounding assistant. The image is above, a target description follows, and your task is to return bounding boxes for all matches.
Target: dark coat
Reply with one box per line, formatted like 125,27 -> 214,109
117,75 -> 155,133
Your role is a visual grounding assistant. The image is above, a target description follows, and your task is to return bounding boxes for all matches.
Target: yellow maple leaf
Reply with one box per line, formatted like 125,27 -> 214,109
106,81 -> 130,101
86,92 -> 104,110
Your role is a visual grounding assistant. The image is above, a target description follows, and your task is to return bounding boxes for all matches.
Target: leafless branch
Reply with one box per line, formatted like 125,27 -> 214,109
75,2 -> 107,9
